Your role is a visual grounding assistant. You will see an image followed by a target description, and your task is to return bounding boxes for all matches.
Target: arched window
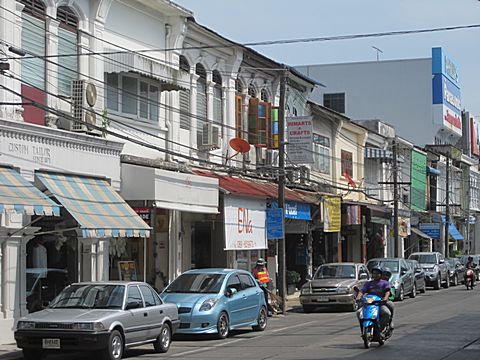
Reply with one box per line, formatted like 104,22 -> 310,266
57,6 -> 79,96
179,56 -> 191,130
196,64 -> 207,147
212,70 -> 222,127
20,0 -> 46,125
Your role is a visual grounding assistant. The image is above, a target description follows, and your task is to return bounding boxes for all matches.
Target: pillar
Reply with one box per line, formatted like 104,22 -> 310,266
44,17 -> 59,127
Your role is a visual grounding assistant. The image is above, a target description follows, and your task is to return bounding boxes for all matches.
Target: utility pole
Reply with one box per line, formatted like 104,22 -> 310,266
444,156 -> 450,257
392,139 -> 399,258
277,69 -> 288,315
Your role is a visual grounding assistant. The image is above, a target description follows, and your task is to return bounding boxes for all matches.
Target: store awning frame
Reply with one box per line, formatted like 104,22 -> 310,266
36,171 -> 150,238
0,166 -> 60,216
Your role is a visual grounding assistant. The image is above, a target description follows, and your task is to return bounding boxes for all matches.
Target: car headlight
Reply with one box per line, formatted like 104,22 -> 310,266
393,280 -> 401,287
336,287 -> 349,295
199,298 -> 218,311
17,321 -> 35,330
301,287 -> 312,295
72,322 -> 105,331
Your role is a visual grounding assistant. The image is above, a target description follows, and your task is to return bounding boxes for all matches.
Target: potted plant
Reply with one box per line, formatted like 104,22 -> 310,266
286,271 -> 300,295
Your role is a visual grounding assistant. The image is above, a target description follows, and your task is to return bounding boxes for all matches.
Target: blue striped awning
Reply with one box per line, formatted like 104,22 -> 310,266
36,172 -> 151,238
0,167 -> 60,216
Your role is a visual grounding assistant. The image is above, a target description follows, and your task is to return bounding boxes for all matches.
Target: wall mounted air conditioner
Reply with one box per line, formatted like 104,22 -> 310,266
70,80 -> 97,132
199,122 -> 221,150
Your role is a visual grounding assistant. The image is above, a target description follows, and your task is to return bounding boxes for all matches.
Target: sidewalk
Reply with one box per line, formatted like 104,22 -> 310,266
0,293 -> 302,360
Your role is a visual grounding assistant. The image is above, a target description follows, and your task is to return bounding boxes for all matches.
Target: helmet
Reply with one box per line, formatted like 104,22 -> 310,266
382,267 -> 392,277
468,256 -> 473,261
371,266 -> 383,275
256,258 -> 266,266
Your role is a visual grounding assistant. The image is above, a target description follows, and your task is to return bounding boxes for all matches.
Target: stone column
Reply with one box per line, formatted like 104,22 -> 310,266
206,71 -> 214,123
45,18 -> 59,127
189,71 -> 199,152
96,240 -> 109,281
225,77 -> 237,161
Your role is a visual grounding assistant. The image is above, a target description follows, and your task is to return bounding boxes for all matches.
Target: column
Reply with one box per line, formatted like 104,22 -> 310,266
189,71 -> 198,153
45,18 -> 59,127
0,241 -> 3,318
89,21 -> 105,118
96,240 -> 109,281
225,77 -> 236,158
206,71 -> 214,122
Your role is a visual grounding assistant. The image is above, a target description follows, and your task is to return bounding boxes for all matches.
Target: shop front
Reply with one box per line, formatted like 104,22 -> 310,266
121,163 -> 219,291
0,119 -> 149,344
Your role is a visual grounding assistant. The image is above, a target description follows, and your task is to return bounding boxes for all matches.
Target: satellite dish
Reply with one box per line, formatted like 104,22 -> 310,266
85,83 -> 97,107
229,138 -> 250,154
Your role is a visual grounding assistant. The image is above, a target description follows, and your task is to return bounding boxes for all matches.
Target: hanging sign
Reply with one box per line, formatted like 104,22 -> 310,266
323,196 -> 341,232
286,116 -> 314,164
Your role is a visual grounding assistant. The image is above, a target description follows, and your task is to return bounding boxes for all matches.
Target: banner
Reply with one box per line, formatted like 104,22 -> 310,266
224,196 -> 267,250
346,205 -> 361,225
323,196 -> 341,232
286,116 -> 314,164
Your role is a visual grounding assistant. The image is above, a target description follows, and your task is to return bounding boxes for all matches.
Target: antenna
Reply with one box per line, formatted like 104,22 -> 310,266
372,46 -> 383,61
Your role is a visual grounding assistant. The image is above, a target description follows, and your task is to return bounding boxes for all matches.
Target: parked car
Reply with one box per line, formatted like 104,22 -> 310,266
409,252 -> 449,290
458,255 -> 480,280
446,258 -> 465,286
15,282 -> 179,360
299,262 -> 369,312
405,259 -> 427,294
367,258 -> 415,301
160,268 -> 267,338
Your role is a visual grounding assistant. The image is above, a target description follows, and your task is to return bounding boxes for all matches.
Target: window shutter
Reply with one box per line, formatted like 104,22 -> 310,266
213,85 -> 222,125
57,28 -> 77,96
248,98 -> 259,145
21,13 -> 45,89
196,79 -> 207,147
179,90 -> 190,130
271,107 -> 279,149
235,95 -> 243,138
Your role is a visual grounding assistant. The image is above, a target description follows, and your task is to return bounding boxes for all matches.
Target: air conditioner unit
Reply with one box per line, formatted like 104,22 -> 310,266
266,149 -> 279,167
70,80 -> 97,132
199,122 -> 221,150
300,165 -> 311,183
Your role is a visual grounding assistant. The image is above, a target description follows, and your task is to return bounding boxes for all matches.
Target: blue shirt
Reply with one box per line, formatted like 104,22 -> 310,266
361,279 -> 391,297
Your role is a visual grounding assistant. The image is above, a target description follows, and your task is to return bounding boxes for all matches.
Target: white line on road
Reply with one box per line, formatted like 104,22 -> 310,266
271,320 -> 317,333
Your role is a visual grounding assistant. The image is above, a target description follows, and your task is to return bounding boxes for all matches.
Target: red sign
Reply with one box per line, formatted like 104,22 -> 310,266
471,117 -> 480,157
133,207 -> 151,225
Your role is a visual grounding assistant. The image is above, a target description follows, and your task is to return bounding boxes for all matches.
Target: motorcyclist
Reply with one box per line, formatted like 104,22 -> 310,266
252,258 -> 274,316
381,267 -> 395,329
465,256 -> 477,286
356,266 -> 392,333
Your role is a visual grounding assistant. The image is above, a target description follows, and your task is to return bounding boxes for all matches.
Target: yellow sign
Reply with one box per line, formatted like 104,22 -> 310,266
323,197 -> 341,232
118,261 -> 138,281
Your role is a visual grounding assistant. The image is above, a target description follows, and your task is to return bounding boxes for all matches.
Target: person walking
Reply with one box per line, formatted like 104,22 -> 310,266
252,258 -> 274,316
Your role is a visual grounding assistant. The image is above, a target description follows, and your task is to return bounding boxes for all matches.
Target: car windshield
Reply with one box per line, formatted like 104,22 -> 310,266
410,254 -> 436,264
367,260 -> 399,273
314,265 -> 356,279
50,284 -> 125,309
164,273 -> 226,294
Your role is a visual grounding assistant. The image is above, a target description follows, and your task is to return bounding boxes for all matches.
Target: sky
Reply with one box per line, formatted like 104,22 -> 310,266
174,0 -> 480,116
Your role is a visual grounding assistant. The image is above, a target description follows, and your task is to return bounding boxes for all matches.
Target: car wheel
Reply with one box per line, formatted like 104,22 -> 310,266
303,305 -> 315,313
452,274 -> 458,286
443,275 -> 450,288
396,286 -> 404,301
253,306 -> 268,331
23,349 -> 41,360
217,312 -> 229,339
434,275 -> 441,290
153,323 -> 171,353
102,330 -> 123,360
410,283 -> 416,298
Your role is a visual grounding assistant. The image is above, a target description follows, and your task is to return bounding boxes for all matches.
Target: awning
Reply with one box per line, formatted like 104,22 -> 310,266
0,167 -> 60,216
427,166 -> 441,176
36,172 -> 150,238
411,227 -> 432,240
448,223 -> 464,241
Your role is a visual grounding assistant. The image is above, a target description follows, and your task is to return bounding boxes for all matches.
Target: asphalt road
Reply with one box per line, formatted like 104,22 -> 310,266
20,284 -> 480,360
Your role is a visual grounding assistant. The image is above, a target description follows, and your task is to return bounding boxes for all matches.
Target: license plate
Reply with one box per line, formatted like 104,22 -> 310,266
316,296 -> 328,302
42,338 -> 60,349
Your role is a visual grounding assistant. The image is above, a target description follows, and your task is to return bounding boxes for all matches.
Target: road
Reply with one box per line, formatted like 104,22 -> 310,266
25,285 -> 480,360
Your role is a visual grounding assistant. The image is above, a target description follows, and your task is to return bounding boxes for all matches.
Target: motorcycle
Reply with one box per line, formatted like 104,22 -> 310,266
358,294 -> 393,349
465,269 -> 475,290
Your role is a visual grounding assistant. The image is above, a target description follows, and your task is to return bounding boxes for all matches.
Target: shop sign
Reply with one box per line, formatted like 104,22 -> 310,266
286,116 -> 314,164
471,116 -> 480,157
323,196 -> 341,232
271,200 -> 311,220
266,208 -> 284,240
224,196 -> 266,250
419,223 -> 441,240
118,261 -> 138,281
133,207 -> 151,225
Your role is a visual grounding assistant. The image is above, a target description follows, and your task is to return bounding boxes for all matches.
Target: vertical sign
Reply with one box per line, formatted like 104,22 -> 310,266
224,196 -> 267,250
410,149 -> 427,211
323,196 -> 341,232
471,116 -> 480,157
286,116 -> 314,164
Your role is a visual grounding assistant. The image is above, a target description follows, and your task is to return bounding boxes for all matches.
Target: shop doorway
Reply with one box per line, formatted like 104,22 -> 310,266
192,223 -> 212,268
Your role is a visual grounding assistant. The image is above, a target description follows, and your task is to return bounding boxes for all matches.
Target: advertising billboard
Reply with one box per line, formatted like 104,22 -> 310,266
471,116 -> 480,157
432,47 -> 462,136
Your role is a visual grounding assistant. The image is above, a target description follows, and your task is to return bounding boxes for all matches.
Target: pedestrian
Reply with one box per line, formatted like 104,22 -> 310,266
252,258 -> 274,316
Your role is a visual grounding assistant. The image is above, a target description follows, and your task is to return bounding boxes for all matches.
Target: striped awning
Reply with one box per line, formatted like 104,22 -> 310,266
36,172 -> 151,238
0,167 -> 60,216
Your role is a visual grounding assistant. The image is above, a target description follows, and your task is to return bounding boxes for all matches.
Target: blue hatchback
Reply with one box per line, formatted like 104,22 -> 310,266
160,268 -> 267,338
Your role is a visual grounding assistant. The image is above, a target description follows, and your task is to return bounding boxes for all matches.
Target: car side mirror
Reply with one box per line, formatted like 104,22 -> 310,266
226,287 -> 238,297
439,259 -> 445,264
401,269 -> 407,276
359,273 -> 368,280
126,301 -> 142,310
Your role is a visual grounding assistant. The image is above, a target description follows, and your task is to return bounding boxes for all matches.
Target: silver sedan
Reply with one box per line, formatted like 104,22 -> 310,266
15,281 -> 179,360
